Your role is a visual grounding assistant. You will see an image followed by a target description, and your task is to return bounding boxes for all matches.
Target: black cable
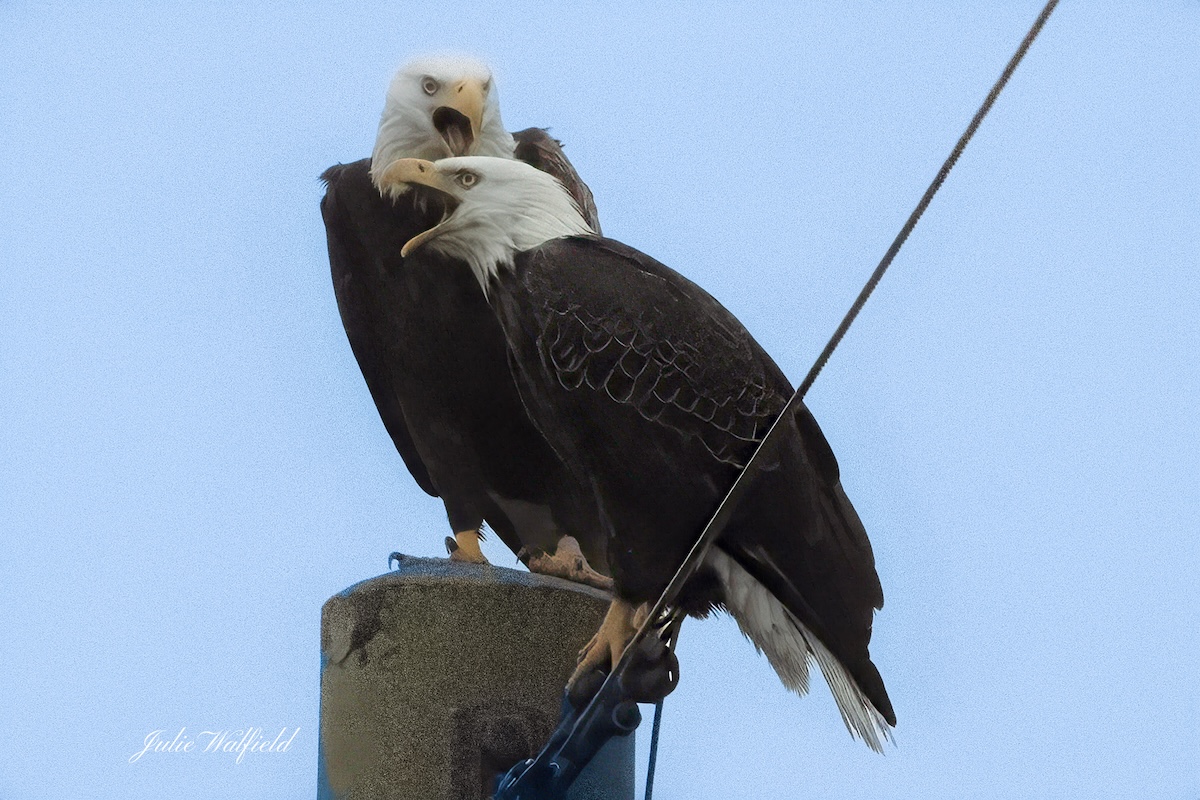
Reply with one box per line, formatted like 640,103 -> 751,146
500,3 -> 1061,794
647,0 -> 1062,643
796,0 -> 1060,399
643,699 -> 664,800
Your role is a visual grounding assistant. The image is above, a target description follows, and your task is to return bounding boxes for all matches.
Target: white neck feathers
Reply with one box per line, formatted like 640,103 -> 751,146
421,158 -> 594,294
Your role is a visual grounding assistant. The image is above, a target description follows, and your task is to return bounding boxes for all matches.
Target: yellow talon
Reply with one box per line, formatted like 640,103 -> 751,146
568,599 -> 638,692
526,536 -> 613,591
447,529 -> 489,564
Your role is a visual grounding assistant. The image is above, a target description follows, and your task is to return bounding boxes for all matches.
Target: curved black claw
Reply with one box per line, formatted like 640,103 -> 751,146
388,552 -> 406,570
444,536 -> 459,556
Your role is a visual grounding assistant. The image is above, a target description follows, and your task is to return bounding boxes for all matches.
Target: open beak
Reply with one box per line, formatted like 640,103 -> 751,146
433,78 -> 486,157
376,158 -> 460,257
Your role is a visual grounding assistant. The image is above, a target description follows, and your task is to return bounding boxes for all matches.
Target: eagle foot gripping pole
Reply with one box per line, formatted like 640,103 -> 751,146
493,616 -> 680,800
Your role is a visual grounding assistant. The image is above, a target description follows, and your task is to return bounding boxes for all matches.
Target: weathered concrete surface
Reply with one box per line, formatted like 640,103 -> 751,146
318,554 -> 634,800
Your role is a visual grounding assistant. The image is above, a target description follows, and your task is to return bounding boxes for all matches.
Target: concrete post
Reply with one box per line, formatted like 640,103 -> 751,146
318,555 -> 634,800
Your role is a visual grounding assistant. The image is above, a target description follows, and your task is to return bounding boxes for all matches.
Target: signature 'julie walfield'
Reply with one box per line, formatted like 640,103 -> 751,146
129,727 -> 299,764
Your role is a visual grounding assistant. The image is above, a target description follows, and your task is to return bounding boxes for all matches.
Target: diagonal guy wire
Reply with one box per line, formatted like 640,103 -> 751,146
553,0 -> 1061,770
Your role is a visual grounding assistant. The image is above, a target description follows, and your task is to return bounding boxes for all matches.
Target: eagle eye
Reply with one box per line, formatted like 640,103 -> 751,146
421,77 -> 439,95
456,171 -> 479,189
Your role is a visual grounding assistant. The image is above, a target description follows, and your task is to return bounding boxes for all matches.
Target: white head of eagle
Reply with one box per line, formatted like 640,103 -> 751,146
371,54 -> 517,191
376,156 -> 594,293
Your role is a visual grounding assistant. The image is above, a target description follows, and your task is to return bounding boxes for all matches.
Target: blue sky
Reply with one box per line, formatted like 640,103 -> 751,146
2,2 -> 1197,798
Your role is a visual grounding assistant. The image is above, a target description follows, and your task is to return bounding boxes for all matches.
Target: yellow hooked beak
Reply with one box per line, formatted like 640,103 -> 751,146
375,158 -> 458,257
433,78 -> 486,156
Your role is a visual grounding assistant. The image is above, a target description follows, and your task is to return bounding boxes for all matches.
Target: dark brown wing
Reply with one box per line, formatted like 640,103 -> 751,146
512,127 -> 602,235
320,160 -> 439,498
500,236 -> 891,722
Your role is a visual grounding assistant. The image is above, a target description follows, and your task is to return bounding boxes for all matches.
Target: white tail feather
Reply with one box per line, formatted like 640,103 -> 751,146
706,547 -> 894,752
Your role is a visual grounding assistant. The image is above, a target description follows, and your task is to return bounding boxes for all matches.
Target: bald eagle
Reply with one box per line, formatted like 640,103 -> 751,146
321,56 -> 607,586
378,155 -> 896,751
